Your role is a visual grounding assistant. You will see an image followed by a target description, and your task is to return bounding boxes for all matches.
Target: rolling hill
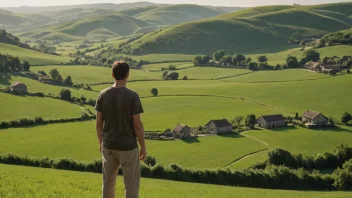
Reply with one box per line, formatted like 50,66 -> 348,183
119,2 -> 352,55
0,8 -> 32,28
18,4 -> 241,41
135,4 -> 228,25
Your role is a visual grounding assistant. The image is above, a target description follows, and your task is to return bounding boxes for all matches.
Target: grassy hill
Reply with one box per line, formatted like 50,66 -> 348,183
2,164 -> 351,198
121,2 -> 352,54
0,8 -> 32,28
0,43 -> 70,65
18,13 -> 157,41
136,4 -> 226,25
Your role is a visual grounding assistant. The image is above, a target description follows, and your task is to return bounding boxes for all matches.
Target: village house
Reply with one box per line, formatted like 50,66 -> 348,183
305,62 -> 341,73
305,62 -> 322,71
38,75 -> 52,83
302,110 -> 328,128
257,114 -> 286,129
172,124 -> 191,139
10,82 -> 27,94
205,119 -> 232,134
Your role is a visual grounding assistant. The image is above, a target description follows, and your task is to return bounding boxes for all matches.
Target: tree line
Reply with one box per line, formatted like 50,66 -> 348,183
0,54 -> 30,72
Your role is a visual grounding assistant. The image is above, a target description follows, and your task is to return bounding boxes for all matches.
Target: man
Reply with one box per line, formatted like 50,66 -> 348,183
95,61 -> 146,198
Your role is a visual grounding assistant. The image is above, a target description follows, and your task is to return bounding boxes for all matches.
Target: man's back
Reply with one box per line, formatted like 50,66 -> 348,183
96,87 -> 143,151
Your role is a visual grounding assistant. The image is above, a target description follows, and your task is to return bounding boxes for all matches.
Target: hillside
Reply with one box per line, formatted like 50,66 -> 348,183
136,4 -> 226,25
18,13 -> 157,41
321,28 -> 352,44
120,2 -> 352,54
0,8 -> 32,28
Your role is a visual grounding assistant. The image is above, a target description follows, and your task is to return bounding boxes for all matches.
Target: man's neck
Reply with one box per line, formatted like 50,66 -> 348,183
113,80 -> 126,88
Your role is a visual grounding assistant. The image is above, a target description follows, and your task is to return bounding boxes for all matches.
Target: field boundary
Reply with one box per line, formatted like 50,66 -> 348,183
223,75 -> 336,83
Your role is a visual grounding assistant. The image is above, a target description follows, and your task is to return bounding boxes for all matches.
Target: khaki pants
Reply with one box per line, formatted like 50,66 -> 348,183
102,147 -> 140,198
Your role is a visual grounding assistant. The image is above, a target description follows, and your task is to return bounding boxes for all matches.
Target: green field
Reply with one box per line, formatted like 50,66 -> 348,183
104,53 -> 195,63
0,43 -> 69,65
0,92 -> 85,121
142,62 -> 193,70
1,75 -> 98,99
2,164 -> 351,198
0,121 -> 266,168
244,126 -> 352,154
224,69 -> 327,83
176,67 -> 252,80
31,65 -> 161,84
228,151 -> 269,169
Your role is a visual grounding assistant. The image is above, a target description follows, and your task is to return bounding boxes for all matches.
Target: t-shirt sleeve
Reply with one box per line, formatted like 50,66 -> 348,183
132,93 -> 144,115
95,93 -> 103,112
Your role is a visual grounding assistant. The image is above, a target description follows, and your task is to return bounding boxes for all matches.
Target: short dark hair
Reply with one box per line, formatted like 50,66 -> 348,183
112,61 -> 130,80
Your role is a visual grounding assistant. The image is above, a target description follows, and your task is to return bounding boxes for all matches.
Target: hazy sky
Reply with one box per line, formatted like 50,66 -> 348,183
0,0 -> 350,7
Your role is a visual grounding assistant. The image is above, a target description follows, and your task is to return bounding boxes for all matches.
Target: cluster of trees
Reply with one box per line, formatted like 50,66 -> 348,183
49,69 -> 73,86
162,71 -> 182,80
0,114 -> 94,129
0,54 -> 30,72
193,49 -> 322,71
268,145 -> 352,170
230,114 -> 257,131
321,30 -> 352,46
58,89 -> 96,106
161,64 -> 177,71
1,153 -> 351,191
0,29 -> 29,48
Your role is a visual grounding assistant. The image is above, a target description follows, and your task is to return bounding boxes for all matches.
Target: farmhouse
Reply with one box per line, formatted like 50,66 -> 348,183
257,114 -> 286,129
321,64 -> 341,74
10,82 -> 27,94
305,62 -> 321,71
39,75 -> 52,83
205,119 -> 232,134
302,110 -> 328,127
172,124 -> 191,139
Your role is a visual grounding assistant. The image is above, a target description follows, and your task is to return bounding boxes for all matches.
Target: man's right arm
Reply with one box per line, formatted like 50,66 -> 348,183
133,114 -> 146,160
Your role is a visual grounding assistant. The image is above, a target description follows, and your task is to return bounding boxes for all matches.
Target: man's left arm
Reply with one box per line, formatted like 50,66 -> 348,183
96,112 -> 103,152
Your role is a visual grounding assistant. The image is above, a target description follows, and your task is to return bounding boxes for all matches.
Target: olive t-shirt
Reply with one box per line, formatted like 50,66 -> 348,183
95,87 -> 144,151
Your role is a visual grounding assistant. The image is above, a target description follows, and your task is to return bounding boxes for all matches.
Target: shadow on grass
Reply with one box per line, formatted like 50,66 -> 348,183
311,125 -> 352,133
0,73 -> 11,86
181,137 -> 200,144
217,132 -> 243,139
271,125 -> 298,132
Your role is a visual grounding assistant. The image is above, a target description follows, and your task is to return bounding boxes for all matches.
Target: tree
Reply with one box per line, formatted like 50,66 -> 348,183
245,57 -> 252,64
298,58 -> 307,67
50,69 -> 60,81
193,55 -> 202,66
80,95 -> 87,103
166,72 -> 179,80
286,56 -> 299,68
59,89 -> 71,101
162,71 -> 168,79
346,59 -> 352,69
151,88 -> 158,97
144,156 -> 157,167
257,56 -> 268,63
247,62 -> 258,71
222,55 -> 233,65
168,65 -> 176,70
201,55 -> 211,65
56,75 -> 63,84
341,112 -> 352,125
245,114 -> 256,129
63,76 -> 73,86
213,50 -> 226,61
234,116 -> 243,131
182,75 -> 188,80
303,49 -> 320,62
233,54 -> 246,65
22,60 -> 30,71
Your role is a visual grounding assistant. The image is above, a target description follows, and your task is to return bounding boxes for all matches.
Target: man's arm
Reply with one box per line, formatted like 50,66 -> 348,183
96,111 -> 103,152
133,114 -> 146,160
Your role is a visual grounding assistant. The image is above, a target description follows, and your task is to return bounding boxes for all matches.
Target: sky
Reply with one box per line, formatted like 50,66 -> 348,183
0,0 -> 350,7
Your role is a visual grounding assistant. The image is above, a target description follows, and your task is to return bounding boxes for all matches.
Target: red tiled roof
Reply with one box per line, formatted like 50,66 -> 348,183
303,110 -> 326,120
11,82 -> 25,87
173,124 -> 188,133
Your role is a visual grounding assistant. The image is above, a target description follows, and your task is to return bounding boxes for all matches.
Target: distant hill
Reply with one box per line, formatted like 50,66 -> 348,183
118,2 -> 352,55
135,4 -> 227,26
0,29 -> 23,46
0,8 -> 31,27
321,28 -> 352,45
3,2 -> 161,13
18,4 -> 241,41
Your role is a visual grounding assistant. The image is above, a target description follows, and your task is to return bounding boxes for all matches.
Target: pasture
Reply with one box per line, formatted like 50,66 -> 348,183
142,62 -> 193,70
31,65 -> 161,84
176,67 -> 252,80
0,121 -> 267,168
224,69 -> 328,83
0,43 -> 70,65
0,92 -> 85,121
106,53 -> 195,63
2,165 -> 351,198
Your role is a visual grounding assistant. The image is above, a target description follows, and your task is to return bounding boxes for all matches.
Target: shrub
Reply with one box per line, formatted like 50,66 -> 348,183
182,75 -> 188,80
268,148 -> 297,167
144,156 -> 157,167
151,88 -> 158,97
333,159 -> 352,190
166,72 -> 179,80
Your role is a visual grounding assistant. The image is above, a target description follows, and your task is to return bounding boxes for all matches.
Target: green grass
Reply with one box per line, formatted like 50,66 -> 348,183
0,121 -> 266,168
31,66 -> 161,84
105,53 -> 195,63
228,151 -> 269,169
247,45 -> 352,65
2,164 -> 352,198
0,43 -> 70,65
0,92 -> 85,121
176,67 -> 252,80
1,75 -> 98,99
142,62 -> 193,70
244,125 -> 352,154
141,96 -> 283,131
121,2 -> 352,55
224,69 -> 327,83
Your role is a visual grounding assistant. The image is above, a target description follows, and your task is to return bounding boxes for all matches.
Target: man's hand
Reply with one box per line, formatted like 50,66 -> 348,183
140,148 -> 147,161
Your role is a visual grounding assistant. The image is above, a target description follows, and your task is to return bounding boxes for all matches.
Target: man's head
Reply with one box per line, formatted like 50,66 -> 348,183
112,61 -> 130,81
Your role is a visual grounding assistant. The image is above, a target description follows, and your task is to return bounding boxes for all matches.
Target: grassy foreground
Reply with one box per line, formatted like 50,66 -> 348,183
1,164 -> 351,198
